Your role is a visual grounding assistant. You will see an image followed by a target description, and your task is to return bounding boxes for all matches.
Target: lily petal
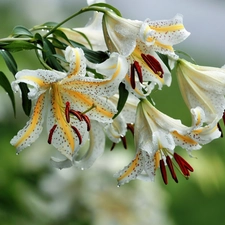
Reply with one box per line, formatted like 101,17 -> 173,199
176,59 -> 225,123
10,93 -> 47,153
12,69 -> 65,99
140,14 -> 190,58
72,120 -> 105,169
103,11 -> 142,57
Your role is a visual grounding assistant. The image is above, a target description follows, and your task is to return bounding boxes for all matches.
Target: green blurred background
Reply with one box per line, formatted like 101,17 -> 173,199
0,1 -> 225,225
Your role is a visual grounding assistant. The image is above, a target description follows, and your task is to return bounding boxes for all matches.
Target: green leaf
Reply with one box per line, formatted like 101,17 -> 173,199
0,71 -> 16,116
112,82 -> 129,119
11,25 -> 33,37
70,40 -> 109,63
19,82 -> 32,117
2,40 -> 39,52
42,38 -> 64,71
41,21 -> 59,27
0,50 -> 17,75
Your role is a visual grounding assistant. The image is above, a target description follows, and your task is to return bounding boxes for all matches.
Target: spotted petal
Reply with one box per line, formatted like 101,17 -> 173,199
11,69 -> 65,99
140,14 -> 190,58
10,93 -> 47,153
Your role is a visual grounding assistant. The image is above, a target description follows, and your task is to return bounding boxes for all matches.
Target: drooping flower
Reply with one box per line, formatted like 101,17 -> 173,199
176,59 -> 225,123
115,99 -> 221,186
10,46 -> 128,166
102,11 -> 189,97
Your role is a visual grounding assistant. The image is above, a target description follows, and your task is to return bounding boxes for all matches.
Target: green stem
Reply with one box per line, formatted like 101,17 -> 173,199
43,6 -> 108,38
0,37 -> 32,42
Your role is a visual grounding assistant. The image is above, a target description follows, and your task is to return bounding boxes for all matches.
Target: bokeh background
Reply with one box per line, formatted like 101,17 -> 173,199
0,0 -> 225,225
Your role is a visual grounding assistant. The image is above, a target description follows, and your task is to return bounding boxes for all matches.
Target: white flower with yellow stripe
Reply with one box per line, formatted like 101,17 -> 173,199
115,99 -> 221,186
10,46 -> 128,167
176,59 -> 225,123
102,11 -> 189,97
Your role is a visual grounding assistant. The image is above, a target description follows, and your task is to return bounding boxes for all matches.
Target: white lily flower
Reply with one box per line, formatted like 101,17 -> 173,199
115,99 -> 221,186
10,46 -> 128,166
176,59 -> 225,123
102,11 -> 175,97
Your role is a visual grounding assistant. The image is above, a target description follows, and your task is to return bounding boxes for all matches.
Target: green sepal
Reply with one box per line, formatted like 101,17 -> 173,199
0,71 -> 16,116
112,82 -> 129,119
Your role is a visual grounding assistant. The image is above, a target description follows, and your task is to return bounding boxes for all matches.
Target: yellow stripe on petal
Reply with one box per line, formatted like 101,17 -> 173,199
172,130 -> 198,145
52,85 -> 75,152
117,151 -> 142,182
19,76 -> 50,88
150,24 -> 184,32
12,93 -> 46,151
66,89 -> 114,118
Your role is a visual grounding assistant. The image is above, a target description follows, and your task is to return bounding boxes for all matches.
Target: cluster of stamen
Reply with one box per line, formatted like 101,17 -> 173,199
141,53 -> 164,78
48,101 -> 91,145
110,123 -> 134,151
158,150 -> 194,185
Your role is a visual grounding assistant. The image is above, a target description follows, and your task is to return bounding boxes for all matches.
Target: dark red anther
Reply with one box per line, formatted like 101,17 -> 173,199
65,102 -> 70,123
141,53 -> 164,78
133,61 -> 143,83
71,125 -> 82,145
110,142 -> 116,151
120,136 -> 127,149
130,63 -> 136,89
81,114 -> 91,131
160,159 -> 168,185
127,123 -> 134,136
69,109 -> 83,121
48,124 -> 57,144
166,156 -> 178,183
174,153 -> 194,177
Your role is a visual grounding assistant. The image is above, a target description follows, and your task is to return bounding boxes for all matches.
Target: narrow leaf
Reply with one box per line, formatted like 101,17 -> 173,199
3,40 -> 38,52
0,71 -> 16,116
112,82 -> 129,119
11,25 -> 33,37
0,50 -> 17,75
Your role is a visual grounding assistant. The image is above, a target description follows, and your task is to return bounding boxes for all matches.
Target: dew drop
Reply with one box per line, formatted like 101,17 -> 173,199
117,184 -> 120,188
16,152 -> 19,156
81,167 -> 84,171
